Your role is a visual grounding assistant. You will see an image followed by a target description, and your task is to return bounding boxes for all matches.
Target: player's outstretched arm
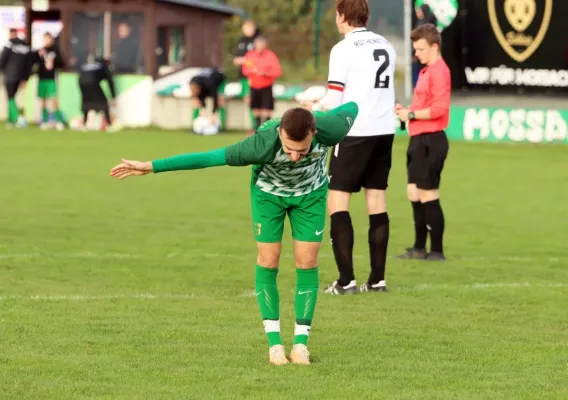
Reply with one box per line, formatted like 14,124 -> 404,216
110,148 -> 228,180
313,101 -> 359,146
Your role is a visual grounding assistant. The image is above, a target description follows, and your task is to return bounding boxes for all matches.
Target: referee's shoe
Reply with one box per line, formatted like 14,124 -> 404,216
359,280 -> 387,293
324,280 -> 358,295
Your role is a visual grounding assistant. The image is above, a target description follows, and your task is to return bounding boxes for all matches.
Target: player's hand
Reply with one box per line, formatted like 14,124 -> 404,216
395,103 -> 405,112
397,108 -> 410,122
110,159 -> 153,180
233,57 -> 245,66
300,101 -> 314,111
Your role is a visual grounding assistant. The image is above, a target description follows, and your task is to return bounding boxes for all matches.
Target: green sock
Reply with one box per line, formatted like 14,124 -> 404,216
55,109 -> 65,123
192,108 -> 199,120
218,107 -> 226,130
8,99 -> 18,124
294,268 -> 319,346
42,108 -> 49,123
249,110 -> 256,129
255,265 -> 282,347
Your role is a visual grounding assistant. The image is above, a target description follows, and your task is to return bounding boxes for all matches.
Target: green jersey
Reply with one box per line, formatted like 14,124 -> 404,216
225,102 -> 358,196
152,102 -> 359,197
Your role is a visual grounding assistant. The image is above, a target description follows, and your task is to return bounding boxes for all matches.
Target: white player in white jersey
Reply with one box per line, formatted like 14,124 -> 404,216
315,0 -> 397,295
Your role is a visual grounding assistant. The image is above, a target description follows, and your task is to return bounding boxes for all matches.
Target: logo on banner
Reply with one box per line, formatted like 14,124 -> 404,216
488,0 -> 553,63
415,0 -> 458,31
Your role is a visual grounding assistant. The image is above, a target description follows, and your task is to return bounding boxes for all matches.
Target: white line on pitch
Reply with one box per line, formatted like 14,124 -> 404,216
1,282 -> 566,302
0,252 -> 563,263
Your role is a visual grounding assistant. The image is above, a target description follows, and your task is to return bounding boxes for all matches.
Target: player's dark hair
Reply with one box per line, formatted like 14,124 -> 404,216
280,108 -> 316,142
9,28 -> 17,35
336,0 -> 369,27
411,23 -> 442,47
44,32 -> 53,39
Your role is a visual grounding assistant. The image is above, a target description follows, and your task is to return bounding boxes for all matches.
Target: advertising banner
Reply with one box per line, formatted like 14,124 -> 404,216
450,106 -> 568,143
439,0 -> 568,94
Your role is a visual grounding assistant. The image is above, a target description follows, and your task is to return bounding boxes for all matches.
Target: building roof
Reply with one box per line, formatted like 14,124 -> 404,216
157,0 -> 244,16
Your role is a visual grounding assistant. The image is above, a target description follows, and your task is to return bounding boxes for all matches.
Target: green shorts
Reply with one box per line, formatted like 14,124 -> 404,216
38,79 -> 57,99
251,184 -> 327,243
240,78 -> 250,97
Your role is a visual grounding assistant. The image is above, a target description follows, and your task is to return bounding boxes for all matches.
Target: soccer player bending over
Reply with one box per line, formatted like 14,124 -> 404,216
111,102 -> 359,365
189,68 -> 227,131
78,58 -> 116,131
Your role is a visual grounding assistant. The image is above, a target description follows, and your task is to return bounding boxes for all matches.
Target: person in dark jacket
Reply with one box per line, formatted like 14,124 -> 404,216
0,28 -> 32,127
78,57 -> 116,130
113,22 -> 142,74
233,19 -> 260,129
189,68 -> 226,130
31,32 -> 65,129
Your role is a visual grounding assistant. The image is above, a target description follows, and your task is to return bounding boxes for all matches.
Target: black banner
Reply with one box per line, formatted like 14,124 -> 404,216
436,0 -> 568,94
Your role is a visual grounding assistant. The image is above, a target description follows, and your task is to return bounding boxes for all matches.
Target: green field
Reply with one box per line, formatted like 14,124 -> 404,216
1,129 -> 567,399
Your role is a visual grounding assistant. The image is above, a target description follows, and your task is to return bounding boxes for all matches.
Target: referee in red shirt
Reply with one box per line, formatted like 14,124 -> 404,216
396,23 -> 450,261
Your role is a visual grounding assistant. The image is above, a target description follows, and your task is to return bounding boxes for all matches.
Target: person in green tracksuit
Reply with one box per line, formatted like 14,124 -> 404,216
32,33 -> 65,129
110,101 -> 359,366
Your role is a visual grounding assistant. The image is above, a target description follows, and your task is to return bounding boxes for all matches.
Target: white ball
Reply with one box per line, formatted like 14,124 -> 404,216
17,115 -> 27,128
193,116 -> 219,136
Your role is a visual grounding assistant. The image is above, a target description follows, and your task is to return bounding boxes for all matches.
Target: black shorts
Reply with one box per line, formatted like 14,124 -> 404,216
407,131 -> 449,190
250,86 -> 274,110
79,83 -> 108,112
329,134 -> 395,193
5,80 -> 21,98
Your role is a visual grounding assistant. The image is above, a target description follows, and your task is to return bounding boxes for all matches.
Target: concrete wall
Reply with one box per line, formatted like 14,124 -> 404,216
151,95 -> 296,130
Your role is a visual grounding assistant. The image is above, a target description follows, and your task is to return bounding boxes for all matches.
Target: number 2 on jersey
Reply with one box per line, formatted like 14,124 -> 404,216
373,49 -> 390,89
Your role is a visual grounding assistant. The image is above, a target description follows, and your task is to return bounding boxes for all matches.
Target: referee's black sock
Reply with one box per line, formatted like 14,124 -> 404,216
411,201 -> 427,250
330,211 -> 355,286
368,212 -> 389,284
423,199 -> 445,253
255,116 -> 261,129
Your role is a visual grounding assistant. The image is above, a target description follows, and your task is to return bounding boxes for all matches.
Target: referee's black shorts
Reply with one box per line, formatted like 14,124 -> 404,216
407,130 -> 449,190
250,86 -> 274,110
329,134 -> 395,193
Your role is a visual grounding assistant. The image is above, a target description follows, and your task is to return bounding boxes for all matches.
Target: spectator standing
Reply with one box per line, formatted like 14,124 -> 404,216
113,21 -> 141,74
396,23 -> 451,261
0,28 -> 32,127
233,20 -> 261,129
242,36 -> 281,130
31,32 -> 65,130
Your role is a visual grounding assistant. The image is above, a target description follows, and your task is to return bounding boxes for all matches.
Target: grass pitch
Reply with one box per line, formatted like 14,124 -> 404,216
1,128 -> 567,399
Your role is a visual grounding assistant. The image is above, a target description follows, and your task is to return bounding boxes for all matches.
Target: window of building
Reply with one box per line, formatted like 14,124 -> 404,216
156,26 -> 186,76
70,12 -> 146,74
111,13 -> 145,74
70,12 -> 104,70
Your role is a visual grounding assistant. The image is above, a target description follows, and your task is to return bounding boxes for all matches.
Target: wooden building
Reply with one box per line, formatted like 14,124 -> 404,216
23,0 -> 243,76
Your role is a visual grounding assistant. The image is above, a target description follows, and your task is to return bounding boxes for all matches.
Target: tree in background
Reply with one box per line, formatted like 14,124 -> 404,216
223,0 -> 340,84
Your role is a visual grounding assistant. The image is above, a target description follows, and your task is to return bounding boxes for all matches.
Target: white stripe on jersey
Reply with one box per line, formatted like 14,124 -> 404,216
326,28 -> 396,137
